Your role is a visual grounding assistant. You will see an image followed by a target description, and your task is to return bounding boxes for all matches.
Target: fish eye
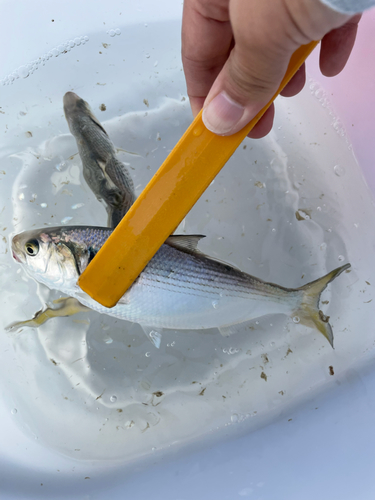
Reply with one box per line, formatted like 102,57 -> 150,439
25,239 -> 39,256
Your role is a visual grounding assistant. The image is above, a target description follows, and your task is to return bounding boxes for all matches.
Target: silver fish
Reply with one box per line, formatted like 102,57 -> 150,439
63,92 -> 136,228
11,226 -> 350,346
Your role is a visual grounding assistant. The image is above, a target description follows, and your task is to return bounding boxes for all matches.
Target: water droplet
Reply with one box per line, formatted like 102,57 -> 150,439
68,40 -> 75,48
51,48 -> 59,57
74,37 -> 82,46
154,61 -> 158,67
18,193 -> 25,201
55,160 -> 66,171
83,35 -> 89,42
271,228 -> 276,233
144,23 -> 148,27
103,336 -> 113,344
338,255 -> 345,262
314,88 -> 324,99
231,414 -> 239,423
317,206 -> 322,211
57,44 -> 65,54
115,28 -> 121,35
11,408 -> 17,415
334,164 -> 345,177
61,216 -> 73,224
145,53 -> 150,58
71,203 -> 84,210
255,321 -> 260,325
170,341 -> 175,347
212,300 -> 219,309
320,242 -> 327,251
270,341 -> 275,347
17,65 -> 29,79
293,316 -> 300,324
108,29 -> 116,37
145,352 -> 151,357
110,395 -> 117,403
151,447 -> 156,451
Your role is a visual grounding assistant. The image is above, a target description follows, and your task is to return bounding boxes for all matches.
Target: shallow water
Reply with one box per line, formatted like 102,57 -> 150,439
1,20 -> 375,464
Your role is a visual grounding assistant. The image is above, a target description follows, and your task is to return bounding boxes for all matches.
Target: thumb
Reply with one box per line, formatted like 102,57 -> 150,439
202,42 -> 294,136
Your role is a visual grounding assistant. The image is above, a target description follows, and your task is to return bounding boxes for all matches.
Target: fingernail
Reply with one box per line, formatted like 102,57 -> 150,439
202,91 -> 245,135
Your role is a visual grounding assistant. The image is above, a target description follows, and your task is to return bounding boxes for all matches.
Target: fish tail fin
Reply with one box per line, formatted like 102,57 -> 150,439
294,263 -> 350,348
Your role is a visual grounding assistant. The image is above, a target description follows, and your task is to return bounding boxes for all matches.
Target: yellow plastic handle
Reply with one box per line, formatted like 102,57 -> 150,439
78,41 -> 319,307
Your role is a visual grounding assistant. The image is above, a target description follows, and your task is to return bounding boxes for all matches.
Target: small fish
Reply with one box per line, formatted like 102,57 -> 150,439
63,92 -> 136,228
11,226 -> 350,346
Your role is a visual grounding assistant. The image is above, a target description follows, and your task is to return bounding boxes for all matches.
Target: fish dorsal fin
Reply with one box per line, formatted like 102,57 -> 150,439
166,234 -> 242,271
165,234 -> 205,252
88,115 -> 109,137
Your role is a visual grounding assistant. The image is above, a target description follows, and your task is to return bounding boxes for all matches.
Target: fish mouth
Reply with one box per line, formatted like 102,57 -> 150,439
63,91 -> 91,116
63,91 -> 81,108
12,251 -> 21,263
11,236 -> 26,264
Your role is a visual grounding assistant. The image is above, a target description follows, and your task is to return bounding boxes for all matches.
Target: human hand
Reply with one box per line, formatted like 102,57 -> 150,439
182,0 -> 361,138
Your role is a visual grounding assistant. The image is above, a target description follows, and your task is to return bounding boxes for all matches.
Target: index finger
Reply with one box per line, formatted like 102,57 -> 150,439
181,0 -> 233,116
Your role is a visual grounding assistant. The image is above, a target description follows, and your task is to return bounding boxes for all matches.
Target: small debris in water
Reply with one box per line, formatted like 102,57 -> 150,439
329,366 -> 334,376
99,103 -> 106,111
254,181 -> 264,188
261,353 -> 269,364
143,99 -> 149,107
260,372 -> 267,381
25,131 -> 32,138
295,209 -> 312,221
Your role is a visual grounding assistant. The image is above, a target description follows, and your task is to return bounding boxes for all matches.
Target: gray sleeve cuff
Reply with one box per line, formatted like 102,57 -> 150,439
320,0 -> 375,13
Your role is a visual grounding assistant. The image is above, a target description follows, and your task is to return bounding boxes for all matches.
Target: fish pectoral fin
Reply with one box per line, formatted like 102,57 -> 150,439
139,325 -> 163,349
166,234 -> 206,252
96,159 -> 119,188
6,297 -> 89,332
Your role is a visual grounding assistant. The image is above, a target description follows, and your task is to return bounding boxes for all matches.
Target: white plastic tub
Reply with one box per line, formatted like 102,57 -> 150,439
1,2 -> 375,499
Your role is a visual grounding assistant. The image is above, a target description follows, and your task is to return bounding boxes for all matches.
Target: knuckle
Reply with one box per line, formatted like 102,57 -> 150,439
228,55 -> 279,102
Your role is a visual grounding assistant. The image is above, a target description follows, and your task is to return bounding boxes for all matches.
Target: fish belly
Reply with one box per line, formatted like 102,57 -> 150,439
73,282 -> 299,330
